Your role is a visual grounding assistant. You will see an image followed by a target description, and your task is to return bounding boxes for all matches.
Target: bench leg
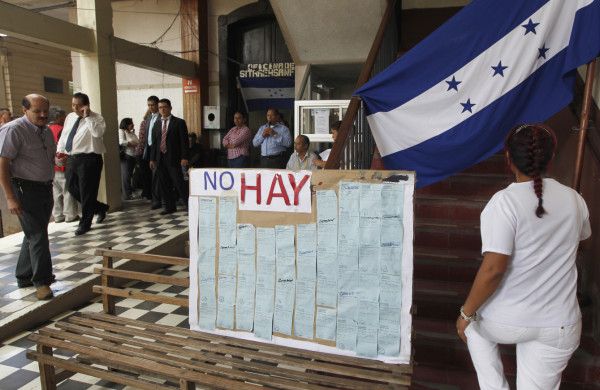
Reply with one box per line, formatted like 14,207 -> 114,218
37,344 -> 57,390
180,378 -> 195,390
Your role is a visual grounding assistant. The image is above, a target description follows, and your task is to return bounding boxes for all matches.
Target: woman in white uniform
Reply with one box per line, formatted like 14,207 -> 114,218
456,123 -> 591,390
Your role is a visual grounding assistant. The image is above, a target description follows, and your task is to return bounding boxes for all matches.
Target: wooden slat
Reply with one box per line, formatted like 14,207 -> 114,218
41,325 -> 333,390
36,344 -> 56,390
52,321 -> 393,390
92,286 -> 189,307
94,248 -> 188,266
94,267 -> 189,287
28,334 -> 325,390
83,312 -> 412,377
101,254 -> 115,315
27,351 -> 173,390
70,315 -> 410,386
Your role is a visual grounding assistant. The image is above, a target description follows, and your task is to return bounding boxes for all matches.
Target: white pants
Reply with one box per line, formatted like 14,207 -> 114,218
466,318 -> 581,390
52,170 -> 78,220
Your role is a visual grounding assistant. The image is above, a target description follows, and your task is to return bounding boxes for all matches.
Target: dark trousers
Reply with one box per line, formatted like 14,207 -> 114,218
260,153 -> 286,169
151,164 -> 162,207
157,161 -> 188,212
120,154 -> 136,199
13,182 -> 54,287
136,155 -> 152,199
66,153 -> 108,229
228,155 -> 250,168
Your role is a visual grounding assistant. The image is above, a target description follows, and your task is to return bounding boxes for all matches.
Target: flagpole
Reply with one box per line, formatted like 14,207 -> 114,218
572,59 -> 597,192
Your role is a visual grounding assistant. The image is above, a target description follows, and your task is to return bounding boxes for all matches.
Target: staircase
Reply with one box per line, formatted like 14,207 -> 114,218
409,152 -> 600,389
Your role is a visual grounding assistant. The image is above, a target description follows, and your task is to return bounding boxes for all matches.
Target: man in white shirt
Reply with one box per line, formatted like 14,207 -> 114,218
56,92 -> 109,236
286,135 -> 319,170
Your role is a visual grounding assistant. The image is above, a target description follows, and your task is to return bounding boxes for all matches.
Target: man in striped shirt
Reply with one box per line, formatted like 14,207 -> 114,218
222,111 -> 252,168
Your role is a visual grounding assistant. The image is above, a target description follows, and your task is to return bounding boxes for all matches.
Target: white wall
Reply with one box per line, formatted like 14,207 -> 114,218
70,0 -> 184,124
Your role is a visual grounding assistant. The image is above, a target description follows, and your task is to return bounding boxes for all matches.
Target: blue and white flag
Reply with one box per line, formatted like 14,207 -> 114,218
355,0 -> 600,188
238,76 -> 295,112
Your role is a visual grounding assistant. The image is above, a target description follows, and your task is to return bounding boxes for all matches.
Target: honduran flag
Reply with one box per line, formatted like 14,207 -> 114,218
238,76 -> 295,112
355,0 -> 600,188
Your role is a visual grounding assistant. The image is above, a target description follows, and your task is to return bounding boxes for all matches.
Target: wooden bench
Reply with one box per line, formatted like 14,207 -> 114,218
27,248 -> 412,389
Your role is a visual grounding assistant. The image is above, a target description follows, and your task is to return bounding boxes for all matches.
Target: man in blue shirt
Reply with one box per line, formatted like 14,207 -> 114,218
252,108 -> 292,169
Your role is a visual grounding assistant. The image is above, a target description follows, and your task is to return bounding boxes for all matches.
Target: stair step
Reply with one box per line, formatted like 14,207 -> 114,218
459,154 -> 511,175
414,224 -> 481,251
415,196 -> 487,221
417,173 -> 511,198
414,258 -> 478,283
412,317 -> 600,386
414,246 -> 483,263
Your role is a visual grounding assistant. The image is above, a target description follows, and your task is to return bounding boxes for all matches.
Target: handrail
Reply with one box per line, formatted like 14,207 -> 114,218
325,0 -> 396,169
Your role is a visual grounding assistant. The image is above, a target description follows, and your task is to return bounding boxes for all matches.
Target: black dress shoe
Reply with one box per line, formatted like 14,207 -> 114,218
150,204 -> 161,210
96,205 -> 109,223
75,226 -> 91,236
159,209 -> 176,215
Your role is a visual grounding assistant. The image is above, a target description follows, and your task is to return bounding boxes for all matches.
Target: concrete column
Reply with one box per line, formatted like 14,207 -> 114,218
77,0 -> 121,211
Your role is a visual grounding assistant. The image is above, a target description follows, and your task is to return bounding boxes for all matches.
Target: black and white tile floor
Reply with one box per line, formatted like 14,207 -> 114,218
0,192 -> 190,389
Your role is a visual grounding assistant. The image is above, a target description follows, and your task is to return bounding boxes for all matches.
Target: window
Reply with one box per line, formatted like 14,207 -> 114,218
43,77 -> 63,94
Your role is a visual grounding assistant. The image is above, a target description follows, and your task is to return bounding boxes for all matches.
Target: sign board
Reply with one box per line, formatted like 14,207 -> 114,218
239,62 -> 295,77
188,169 -> 414,365
183,78 -> 199,94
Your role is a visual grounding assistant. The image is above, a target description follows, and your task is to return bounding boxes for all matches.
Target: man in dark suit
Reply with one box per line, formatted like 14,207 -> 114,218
143,95 -> 161,208
149,98 -> 189,215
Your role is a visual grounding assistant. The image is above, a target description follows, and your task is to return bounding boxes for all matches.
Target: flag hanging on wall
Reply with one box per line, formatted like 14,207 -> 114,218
238,76 -> 295,112
355,0 -> 600,188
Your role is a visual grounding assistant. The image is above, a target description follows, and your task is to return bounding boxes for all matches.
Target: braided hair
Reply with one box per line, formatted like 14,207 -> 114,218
504,124 -> 557,218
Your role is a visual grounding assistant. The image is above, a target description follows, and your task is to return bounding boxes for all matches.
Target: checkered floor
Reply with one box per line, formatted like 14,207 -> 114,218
0,191 -> 190,389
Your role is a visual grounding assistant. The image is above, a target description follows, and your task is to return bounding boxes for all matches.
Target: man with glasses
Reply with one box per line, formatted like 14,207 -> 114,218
56,92 -> 109,236
0,94 -> 56,300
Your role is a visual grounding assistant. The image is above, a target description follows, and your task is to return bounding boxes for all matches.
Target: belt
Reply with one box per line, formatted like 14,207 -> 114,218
262,153 -> 284,160
69,153 -> 97,159
12,177 -> 53,187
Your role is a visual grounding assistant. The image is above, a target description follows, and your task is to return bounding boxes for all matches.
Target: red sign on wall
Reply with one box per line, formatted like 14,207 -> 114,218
183,78 -> 199,94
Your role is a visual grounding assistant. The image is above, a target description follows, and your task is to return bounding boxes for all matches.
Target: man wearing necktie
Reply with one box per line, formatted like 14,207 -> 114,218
149,99 -> 189,215
143,95 -> 162,209
252,108 -> 292,169
56,92 -> 109,236
0,94 -> 56,300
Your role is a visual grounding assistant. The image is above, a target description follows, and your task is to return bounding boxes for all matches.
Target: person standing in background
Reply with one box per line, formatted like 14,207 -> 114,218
187,132 -> 203,169
0,94 -> 56,300
223,111 -> 251,168
49,107 -> 78,223
56,92 -> 109,236
118,118 -> 139,200
0,108 -> 13,127
143,96 -> 162,210
252,108 -> 292,169
149,98 -> 189,215
135,109 -> 152,200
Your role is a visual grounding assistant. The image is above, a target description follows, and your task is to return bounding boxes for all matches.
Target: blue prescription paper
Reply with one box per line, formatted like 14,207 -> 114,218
336,317 -> 357,351
378,323 -> 401,357
296,224 -> 317,281
316,307 -> 337,341
294,280 -> 316,339
356,325 -> 378,358
381,183 -> 404,219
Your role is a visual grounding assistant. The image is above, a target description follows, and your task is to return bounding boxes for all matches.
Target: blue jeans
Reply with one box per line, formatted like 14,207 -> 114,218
228,155 -> 249,168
